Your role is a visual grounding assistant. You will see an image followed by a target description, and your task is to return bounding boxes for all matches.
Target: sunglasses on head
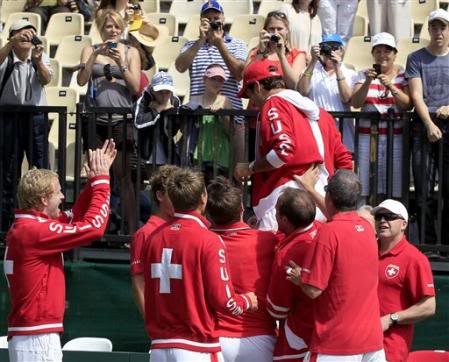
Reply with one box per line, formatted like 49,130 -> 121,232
374,213 -> 403,222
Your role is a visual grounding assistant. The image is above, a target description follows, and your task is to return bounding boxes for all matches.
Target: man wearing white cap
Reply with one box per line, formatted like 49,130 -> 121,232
406,9 -> 449,245
372,199 -> 436,362
0,19 -> 52,230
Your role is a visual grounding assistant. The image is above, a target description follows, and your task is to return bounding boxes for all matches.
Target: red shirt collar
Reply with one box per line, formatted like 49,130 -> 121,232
14,209 -> 49,221
379,236 -> 408,257
330,211 -> 360,221
210,220 -> 251,233
173,210 -> 210,229
277,222 -> 315,250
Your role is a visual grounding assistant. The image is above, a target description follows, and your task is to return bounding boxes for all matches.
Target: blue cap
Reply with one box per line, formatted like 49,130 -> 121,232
201,0 -> 224,14
320,34 -> 346,46
151,71 -> 174,92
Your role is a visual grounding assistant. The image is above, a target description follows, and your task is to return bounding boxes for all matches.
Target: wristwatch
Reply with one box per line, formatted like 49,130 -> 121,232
390,313 -> 400,325
248,161 -> 256,174
120,65 -> 128,73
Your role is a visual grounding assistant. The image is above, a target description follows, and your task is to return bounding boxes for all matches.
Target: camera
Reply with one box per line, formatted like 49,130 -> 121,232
373,64 -> 382,75
320,44 -> 333,56
131,3 -> 141,10
107,42 -> 117,49
210,21 -> 222,31
270,34 -> 280,43
31,35 -> 42,46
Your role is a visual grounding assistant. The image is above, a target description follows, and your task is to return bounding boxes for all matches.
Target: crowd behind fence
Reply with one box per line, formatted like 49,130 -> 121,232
0,105 -> 448,254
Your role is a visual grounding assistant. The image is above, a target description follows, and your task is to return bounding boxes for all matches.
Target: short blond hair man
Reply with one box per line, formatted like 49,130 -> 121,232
5,140 -> 116,362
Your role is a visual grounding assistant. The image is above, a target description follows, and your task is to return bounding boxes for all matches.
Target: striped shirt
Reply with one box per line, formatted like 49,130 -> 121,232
181,34 -> 247,116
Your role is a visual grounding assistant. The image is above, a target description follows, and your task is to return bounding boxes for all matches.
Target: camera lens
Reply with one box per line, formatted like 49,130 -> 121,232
211,21 -> 221,30
270,34 -> 279,43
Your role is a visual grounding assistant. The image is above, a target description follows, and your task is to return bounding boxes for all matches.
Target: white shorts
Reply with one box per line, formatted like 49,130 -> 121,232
304,349 -> 387,362
220,335 -> 276,362
9,333 -> 62,362
150,348 -> 224,362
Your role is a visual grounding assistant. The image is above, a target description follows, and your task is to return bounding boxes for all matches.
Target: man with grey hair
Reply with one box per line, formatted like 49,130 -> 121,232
287,170 -> 386,362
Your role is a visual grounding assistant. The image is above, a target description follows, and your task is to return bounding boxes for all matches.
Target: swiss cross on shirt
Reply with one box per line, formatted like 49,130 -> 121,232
385,264 -> 400,279
151,248 -> 183,294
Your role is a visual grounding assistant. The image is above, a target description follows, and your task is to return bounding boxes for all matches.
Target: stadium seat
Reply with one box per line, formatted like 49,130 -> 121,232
247,35 -> 259,51
257,0 -> 284,17
145,13 -> 178,36
0,336 -> 7,349
356,0 -> 368,20
143,64 -> 159,84
344,35 -> 373,71
229,14 -> 265,45
139,0 -> 160,13
45,13 -> 84,46
54,35 -> 92,69
48,58 -> 62,87
396,37 -> 430,68
183,14 -> 201,41
88,22 -> 102,45
46,87 -> 79,148
0,0 -> 27,25
407,350 -> 449,362
68,71 -> 87,96
411,0 -> 439,27
168,62 -> 190,98
62,337 -> 113,352
152,35 -> 188,70
169,0 -> 203,25
38,35 -> 50,55
419,17 -> 431,40
221,0 -> 253,23
3,12 -> 42,40
0,38 -> 3,49
352,15 -> 368,37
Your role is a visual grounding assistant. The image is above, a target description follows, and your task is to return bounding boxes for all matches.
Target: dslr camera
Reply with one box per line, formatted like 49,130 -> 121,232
210,21 -> 222,30
31,35 -> 42,46
131,3 -> 141,10
270,34 -> 280,43
319,44 -> 333,56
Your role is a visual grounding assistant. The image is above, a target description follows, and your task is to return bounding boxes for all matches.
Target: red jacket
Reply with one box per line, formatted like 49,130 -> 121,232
5,176 -> 111,337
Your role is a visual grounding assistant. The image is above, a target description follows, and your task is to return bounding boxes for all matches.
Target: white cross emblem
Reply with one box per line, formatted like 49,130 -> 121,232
385,264 -> 400,279
151,248 -> 182,294
3,247 -> 13,287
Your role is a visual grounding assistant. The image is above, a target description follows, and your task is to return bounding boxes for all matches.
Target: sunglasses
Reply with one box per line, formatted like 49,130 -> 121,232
267,11 -> 287,18
374,213 -> 403,222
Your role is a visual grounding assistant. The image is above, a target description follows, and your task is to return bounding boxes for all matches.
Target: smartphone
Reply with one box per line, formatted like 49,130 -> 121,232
31,35 -> 42,46
107,42 -> 117,49
373,64 -> 382,75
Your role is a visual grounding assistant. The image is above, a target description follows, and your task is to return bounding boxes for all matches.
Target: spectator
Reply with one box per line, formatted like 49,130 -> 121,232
318,0 -> 359,41
298,34 -> 357,152
77,10 -> 141,233
247,11 -> 306,90
207,177 -> 277,362
0,19 -> 52,230
357,204 -> 375,231
279,0 -> 322,55
367,0 -> 412,41
372,199 -> 436,362
287,170 -> 386,362
134,72 -> 180,177
190,64 -> 234,179
175,0 -> 247,162
406,9 -> 449,245
142,168 -> 257,362
130,165 -> 178,317
5,140 -> 116,362
234,59 -> 352,231
24,0 -> 71,30
266,188 -> 319,361
351,32 -> 412,199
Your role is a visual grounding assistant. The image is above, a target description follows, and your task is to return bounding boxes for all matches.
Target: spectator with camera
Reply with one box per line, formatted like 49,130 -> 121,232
298,34 -> 357,152
77,10 -> 141,233
0,19 -> 52,230
351,32 -> 412,200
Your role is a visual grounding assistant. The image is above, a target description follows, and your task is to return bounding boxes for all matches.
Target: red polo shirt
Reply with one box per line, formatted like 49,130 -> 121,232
130,215 -> 166,276
378,237 -> 436,362
301,211 -> 383,355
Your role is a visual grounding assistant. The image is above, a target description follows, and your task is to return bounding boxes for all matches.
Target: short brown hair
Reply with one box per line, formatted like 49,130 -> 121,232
167,168 -> 205,211
277,188 -> 316,228
17,168 -> 58,210
96,9 -> 126,35
150,165 -> 180,206
206,176 -> 242,225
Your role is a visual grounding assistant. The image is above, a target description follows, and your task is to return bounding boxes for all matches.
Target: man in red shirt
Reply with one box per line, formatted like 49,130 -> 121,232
267,188 -> 320,361
142,168 -> 258,362
206,176 -> 277,362
130,165 -> 179,316
372,199 -> 436,362
287,170 -> 386,362
234,59 -> 352,231
5,140 -> 116,362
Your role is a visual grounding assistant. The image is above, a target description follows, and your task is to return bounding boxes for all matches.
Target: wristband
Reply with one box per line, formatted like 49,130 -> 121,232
304,70 -> 313,78
391,88 -> 399,96
120,65 -> 128,73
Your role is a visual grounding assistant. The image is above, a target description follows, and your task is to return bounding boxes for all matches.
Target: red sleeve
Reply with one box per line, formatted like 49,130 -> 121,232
300,227 -> 336,291
202,235 -> 252,316
130,229 -> 146,276
260,98 -> 297,168
58,179 -> 99,223
405,252 -> 436,302
32,176 -> 111,256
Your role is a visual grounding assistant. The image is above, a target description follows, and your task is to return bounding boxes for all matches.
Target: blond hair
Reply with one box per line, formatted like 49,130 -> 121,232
167,168 -> 205,211
17,168 -> 58,210
150,165 -> 180,206
96,9 -> 126,35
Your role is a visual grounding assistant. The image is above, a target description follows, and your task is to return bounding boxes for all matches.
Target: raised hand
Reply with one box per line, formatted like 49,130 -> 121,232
87,139 -> 117,177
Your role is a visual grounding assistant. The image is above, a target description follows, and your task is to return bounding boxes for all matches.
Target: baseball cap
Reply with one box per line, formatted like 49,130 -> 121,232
428,8 -> 449,24
151,71 -> 175,92
371,32 -> 397,50
9,19 -> 36,38
238,59 -> 284,98
372,199 -> 408,222
204,64 -> 227,81
320,34 -> 346,46
201,0 -> 224,14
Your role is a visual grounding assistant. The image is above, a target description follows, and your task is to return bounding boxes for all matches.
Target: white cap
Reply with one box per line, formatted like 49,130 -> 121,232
372,199 -> 408,222
371,32 -> 396,50
9,19 -> 36,37
428,9 -> 449,24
